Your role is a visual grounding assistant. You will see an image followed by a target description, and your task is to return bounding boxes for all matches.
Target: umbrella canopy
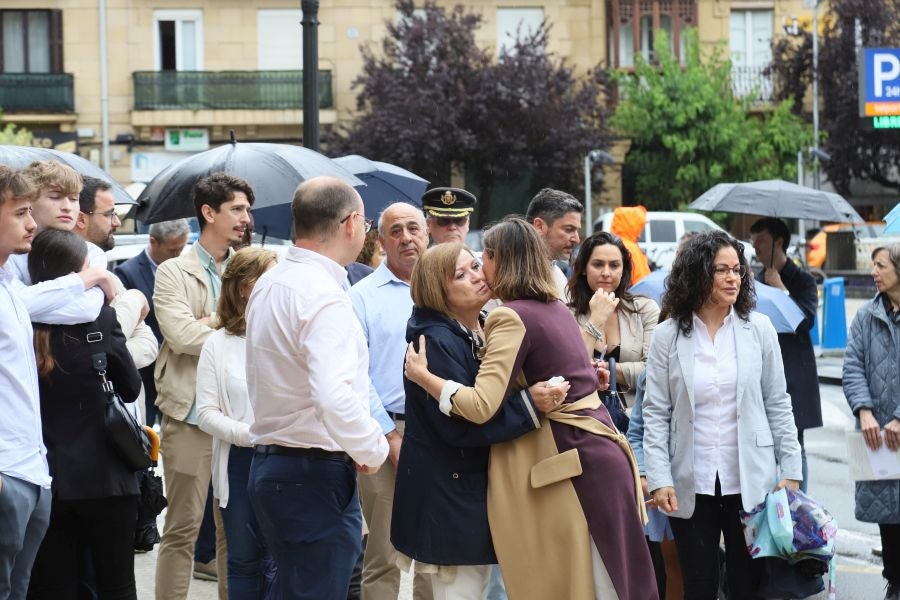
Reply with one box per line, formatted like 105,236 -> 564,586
333,155 -> 428,217
630,269 -> 805,334
136,140 -> 365,240
885,203 -> 900,234
688,180 -> 864,223
0,145 -> 135,205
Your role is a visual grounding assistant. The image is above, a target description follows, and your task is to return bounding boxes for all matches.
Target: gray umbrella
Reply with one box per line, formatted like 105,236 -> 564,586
688,179 -> 864,223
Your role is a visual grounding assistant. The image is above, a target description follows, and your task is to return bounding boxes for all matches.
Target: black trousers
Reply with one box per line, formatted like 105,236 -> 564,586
28,495 -> 138,600
881,523 -> 900,584
668,478 -> 761,600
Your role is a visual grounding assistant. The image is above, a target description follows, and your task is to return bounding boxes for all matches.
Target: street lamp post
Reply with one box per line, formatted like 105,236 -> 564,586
301,0 -> 320,151
583,150 -> 615,237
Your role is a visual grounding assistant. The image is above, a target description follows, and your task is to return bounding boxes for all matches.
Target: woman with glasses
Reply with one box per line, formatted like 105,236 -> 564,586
567,232 -> 659,408
642,230 -> 802,600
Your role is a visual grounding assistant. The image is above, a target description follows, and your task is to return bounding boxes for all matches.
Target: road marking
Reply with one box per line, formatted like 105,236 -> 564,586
836,562 -> 882,574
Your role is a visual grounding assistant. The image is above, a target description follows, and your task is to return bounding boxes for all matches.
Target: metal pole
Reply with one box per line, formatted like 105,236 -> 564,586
301,0 -> 320,151
99,0 -> 110,170
812,0 -> 820,189
797,149 -> 805,251
583,154 -> 592,237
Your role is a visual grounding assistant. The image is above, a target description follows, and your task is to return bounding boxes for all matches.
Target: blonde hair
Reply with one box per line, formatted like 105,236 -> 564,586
0,165 -> 38,205
217,247 -> 277,336
20,160 -> 82,196
482,217 -> 557,303
410,242 -> 474,317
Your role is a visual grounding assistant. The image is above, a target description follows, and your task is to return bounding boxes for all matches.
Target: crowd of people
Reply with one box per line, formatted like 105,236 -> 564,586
0,159 -> 898,600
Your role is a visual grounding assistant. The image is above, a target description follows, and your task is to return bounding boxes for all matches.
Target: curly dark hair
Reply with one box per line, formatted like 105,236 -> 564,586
661,230 -> 756,336
567,232 -> 636,317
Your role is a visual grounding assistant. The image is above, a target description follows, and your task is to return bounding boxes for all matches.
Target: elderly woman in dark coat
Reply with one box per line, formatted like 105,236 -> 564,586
843,244 -> 900,600
393,242 -> 559,598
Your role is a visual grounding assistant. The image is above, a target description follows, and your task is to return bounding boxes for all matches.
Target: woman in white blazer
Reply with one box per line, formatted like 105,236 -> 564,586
197,247 -> 277,599
643,231 -> 802,600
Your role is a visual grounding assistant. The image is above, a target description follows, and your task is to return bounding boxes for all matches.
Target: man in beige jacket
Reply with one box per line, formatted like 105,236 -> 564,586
153,172 -> 253,600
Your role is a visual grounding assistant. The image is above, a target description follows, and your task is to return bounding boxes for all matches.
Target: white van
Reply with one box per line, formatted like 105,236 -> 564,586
594,211 -> 755,270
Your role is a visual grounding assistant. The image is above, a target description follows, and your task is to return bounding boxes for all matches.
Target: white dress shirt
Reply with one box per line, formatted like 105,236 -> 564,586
691,310 -> 740,496
246,246 -> 388,468
0,266 -> 51,488
196,330 -> 252,508
7,250 -> 104,324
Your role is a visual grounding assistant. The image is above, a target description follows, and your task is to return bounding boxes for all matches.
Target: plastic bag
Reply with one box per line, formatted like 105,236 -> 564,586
740,488 -> 837,563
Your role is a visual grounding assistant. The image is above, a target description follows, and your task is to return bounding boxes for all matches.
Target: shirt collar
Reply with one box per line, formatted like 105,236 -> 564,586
0,262 -> 13,284
194,240 -> 232,274
692,307 -> 736,334
144,247 -> 159,269
286,246 -> 348,287
371,261 -> 409,288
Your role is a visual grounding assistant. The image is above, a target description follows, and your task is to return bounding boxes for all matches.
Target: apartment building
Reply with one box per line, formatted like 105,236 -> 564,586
0,0 -> 815,200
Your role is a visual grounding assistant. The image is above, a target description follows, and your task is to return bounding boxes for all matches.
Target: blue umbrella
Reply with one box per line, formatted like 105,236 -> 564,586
885,203 -> 900,234
333,155 -> 428,217
630,270 -> 806,334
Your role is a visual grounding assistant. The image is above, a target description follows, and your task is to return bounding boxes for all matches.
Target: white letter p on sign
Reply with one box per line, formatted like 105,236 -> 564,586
874,54 -> 900,98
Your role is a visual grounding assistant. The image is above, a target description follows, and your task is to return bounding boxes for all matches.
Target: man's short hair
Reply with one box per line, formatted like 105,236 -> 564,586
78,175 -> 112,213
0,165 -> 38,205
291,178 -> 360,240
20,160 -> 82,197
750,217 -> 791,253
525,188 -> 583,225
149,218 -> 191,241
193,172 -> 255,231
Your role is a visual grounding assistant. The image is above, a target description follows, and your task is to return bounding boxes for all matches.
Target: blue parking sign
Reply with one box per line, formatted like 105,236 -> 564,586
862,48 -> 900,116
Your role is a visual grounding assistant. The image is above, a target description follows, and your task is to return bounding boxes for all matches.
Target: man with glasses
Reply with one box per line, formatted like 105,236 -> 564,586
349,202 -> 433,600
422,187 -> 476,245
247,176 -> 388,599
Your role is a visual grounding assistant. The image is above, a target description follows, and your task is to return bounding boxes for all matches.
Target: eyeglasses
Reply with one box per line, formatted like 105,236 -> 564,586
339,211 -> 373,233
712,265 -> 747,279
84,209 -> 119,223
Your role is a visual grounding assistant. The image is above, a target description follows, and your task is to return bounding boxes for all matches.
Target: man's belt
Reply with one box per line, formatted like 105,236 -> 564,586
387,411 -> 406,421
253,444 -> 352,464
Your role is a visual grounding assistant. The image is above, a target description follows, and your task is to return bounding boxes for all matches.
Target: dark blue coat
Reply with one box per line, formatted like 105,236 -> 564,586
391,307 -> 541,565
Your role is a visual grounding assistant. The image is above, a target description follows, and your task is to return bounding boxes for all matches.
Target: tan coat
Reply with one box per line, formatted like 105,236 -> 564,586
450,308 -> 646,600
153,245 -> 221,421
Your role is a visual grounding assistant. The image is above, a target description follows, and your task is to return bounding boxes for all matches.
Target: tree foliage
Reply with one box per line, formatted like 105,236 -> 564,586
611,30 -> 810,211
0,112 -> 32,145
769,0 -> 900,195
328,0 -> 611,222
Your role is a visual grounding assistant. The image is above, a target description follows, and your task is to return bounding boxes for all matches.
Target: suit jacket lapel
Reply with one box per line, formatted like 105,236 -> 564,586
676,329 -> 695,411
136,252 -> 156,300
734,318 -> 753,408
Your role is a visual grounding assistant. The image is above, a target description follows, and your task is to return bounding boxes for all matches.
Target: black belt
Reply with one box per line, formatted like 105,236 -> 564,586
387,411 -> 406,421
254,444 -> 352,464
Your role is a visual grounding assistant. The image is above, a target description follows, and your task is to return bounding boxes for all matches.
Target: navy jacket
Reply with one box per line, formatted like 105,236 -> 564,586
756,260 -> 822,431
391,307 -> 541,565
115,249 -> 161,408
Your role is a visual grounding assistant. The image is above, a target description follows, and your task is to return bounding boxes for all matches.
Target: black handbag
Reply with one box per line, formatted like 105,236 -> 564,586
599,356 -> 630,432
93,352 -> 152,471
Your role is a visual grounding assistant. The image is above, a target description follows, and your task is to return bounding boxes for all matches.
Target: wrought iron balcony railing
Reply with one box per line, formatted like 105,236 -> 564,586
133,70 -> 333,110
0,73 -> 74,113
731,65 -> 773,104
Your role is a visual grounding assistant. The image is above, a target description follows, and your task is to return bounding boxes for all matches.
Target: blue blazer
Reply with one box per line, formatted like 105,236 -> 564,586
643,313 -> 802,517
391,307 -> 541,565
114,249 -> 160,343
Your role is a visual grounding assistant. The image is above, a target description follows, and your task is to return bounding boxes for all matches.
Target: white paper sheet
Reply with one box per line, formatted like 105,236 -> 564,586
846,431 -> 900,481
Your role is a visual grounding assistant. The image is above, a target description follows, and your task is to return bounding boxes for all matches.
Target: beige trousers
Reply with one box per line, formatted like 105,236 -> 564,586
155,415 -> 228,600
359,419 -> 433,600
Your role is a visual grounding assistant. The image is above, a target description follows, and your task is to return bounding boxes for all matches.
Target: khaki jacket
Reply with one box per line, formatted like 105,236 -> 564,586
153,245 -> 219,421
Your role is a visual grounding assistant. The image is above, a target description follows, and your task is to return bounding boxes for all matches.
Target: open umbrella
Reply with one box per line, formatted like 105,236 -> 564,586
630,270 -> 805,333
136,136 -> 365,240
885,203 -> 900,234
688,180 -> 864,224
0,145 -> 135,205
333,155 -> 428,217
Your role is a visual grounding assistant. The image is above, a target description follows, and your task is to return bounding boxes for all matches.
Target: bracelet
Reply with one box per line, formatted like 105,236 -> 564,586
583,321 -> 604,341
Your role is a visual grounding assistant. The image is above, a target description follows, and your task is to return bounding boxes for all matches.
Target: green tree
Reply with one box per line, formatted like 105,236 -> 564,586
611,30 -> 810,211
0,111 -> 32,145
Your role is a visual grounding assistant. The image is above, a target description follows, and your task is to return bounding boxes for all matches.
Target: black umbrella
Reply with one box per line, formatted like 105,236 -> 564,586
134,426 -> 167,551
333,155 -> 428,217
136,135 -> 365,240
688,179 -> 864,223
0,145 -> 135,205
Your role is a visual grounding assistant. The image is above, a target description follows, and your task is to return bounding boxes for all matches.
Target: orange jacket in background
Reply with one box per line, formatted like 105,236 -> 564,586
610,206 -> 651,286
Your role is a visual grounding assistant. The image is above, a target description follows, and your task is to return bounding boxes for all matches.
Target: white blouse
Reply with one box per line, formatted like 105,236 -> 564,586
691,311 -> 740,496
196,329 -> 253,508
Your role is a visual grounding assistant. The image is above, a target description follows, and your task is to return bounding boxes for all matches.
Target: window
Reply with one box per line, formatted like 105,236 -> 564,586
0,10 -> 62,73
649,220 -> 677,243
684,220 -> 712,233
729,9 -> 773,101
496,8 -> 544,55
153,10 -> 203,71
258,10 -> 302,70
607,0 -> 696,68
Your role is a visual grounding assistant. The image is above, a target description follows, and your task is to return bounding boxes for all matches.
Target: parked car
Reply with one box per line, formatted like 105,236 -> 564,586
594,210 -> 755,270
806,222 -> 890,269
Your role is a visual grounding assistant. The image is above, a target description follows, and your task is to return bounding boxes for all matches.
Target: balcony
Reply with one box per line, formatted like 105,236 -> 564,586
731,66 -> 773,104
0,73 -> 74,113
133,70 -> 333,111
